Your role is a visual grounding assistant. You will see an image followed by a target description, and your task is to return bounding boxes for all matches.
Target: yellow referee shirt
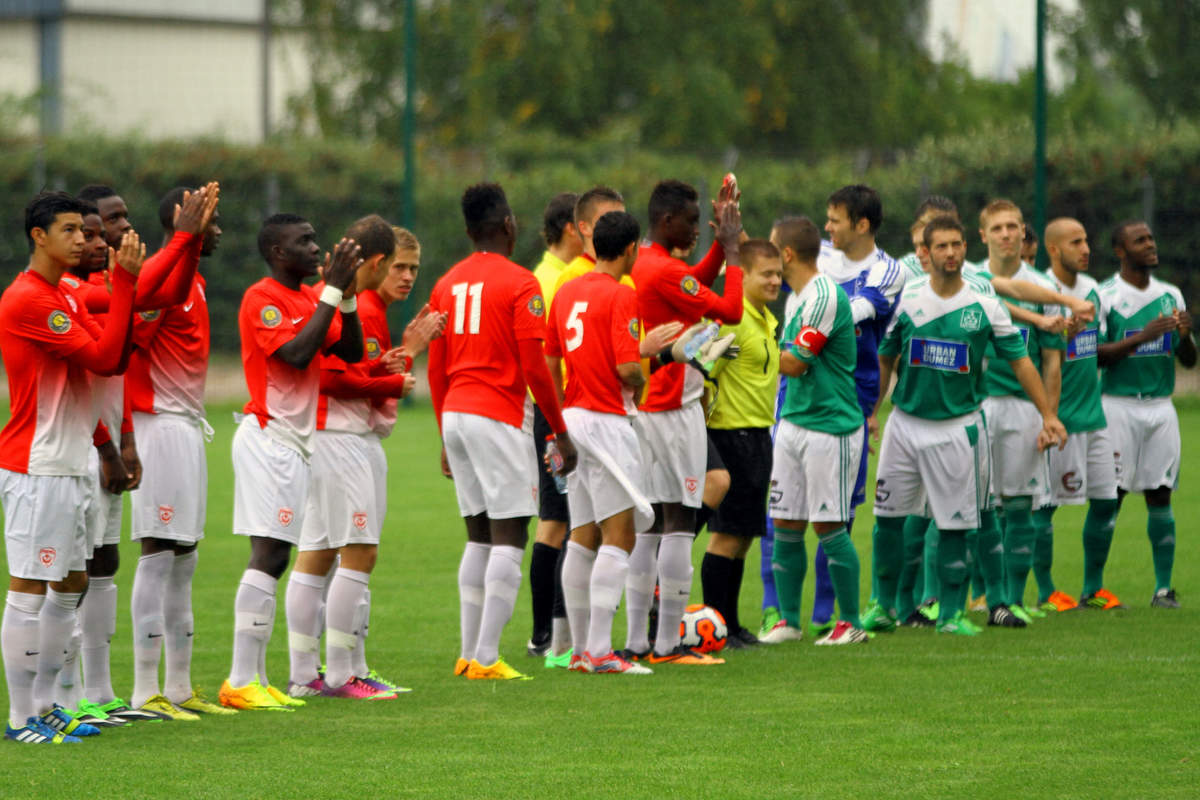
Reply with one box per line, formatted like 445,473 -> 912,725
707,297 -> 780,429
533,250 -> 569,311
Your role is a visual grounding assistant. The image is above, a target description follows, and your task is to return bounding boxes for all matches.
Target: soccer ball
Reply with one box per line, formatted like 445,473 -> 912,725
679,604 -> 727,653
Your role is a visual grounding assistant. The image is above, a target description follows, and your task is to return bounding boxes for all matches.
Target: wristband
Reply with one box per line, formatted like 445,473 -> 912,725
339,295 -> 358,313
319,285 -> 344,308
401,354 -> 414,374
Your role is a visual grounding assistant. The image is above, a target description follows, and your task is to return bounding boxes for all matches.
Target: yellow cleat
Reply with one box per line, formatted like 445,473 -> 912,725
265,685 -> 306,708
218,677 -> 292,711
454,657 -> 469,676
465,658 -> 533,681
140,695 -> 201,722
178,689 -> 238,716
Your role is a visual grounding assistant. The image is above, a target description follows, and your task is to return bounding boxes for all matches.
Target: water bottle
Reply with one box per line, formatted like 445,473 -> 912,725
545,436 -> 567,494
682,322 -> 720,361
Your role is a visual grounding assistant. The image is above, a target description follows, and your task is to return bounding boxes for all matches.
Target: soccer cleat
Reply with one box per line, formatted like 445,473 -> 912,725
960,615 -> 983,634
918,599 -> 940,623
586,650 -> 653,674
361,669 -> 412,695
567,652 -> 593,673
454,657 -> 470,676
178,689 -> 238,715
758,620 -> 804,644
321,676 -> 397,699
288,677 -> 326,698
758,606 -> 782,638
808,619 -> 835,640
1151,588 -> 1180,609
1010,604 -> 1035,624
815,620 -> 869,645
618,648 -> 650,662
90,698 -> 167,723
733,627 -> 760,646
218,678 -> 292,711
936,611 -> 981,636
139,695 -> 200,722
543,649 -> 573,669
1081,588 -> 1125,610
647,645 -> 724,665
466,658 -> 533,681
860,603 -> 898,633
526,634 -> 551,658
1021,602 -> 1047,618
41,705 -> 101,736
968,594 -> 988,613
71,702 -> 128,728
987,604 -> 1028,628
903,610 -> 935,628
5,717 -> 80,744
266,685 -> 306,707
1044,590 -> 1079,611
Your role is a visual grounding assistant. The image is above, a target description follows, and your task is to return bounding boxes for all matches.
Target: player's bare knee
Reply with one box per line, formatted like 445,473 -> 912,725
339,544 -> 377,573
1145,486 -> 1172,508
51,570 -> 88,595
490,516 -> 529,549
86,543 -> 120,578
248,536 -> 293,579
703,468 -> 731,508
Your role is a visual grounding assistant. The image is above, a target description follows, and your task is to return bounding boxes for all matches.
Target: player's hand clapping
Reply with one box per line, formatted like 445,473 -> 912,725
402,304 -> 448,356
324,238 -> 363,295
640,321 -> 685,357
112,230 -> 146,276
173,182 -> 220,236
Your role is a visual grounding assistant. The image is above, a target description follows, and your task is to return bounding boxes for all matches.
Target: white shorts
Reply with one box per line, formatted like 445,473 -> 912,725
232,417 -> 311,545
983,395 -> 1050,499
130,412 -> 208,543
85,448 -> 123,549
1102,395 -> 1181,492
300,431 -> 387,551
563,407 -> 653,532
874,408 -> 990,530
1,470 -> 90,581
769,420 -> 863,523
442,411 -> 537,520
635,403 -> 706,508
1047,428 -> 1118,505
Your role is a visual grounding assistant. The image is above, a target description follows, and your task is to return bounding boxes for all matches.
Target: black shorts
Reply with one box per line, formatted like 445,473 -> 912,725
706,432 -> 726,473
533,405 -> 569,523
706,427 -> 772,538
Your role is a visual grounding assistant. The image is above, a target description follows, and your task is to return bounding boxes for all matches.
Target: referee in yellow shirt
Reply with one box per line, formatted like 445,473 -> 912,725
701,239 -> 783,647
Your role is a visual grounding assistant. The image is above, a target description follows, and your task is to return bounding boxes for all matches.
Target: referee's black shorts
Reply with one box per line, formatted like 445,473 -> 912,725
706,427 -> 772,538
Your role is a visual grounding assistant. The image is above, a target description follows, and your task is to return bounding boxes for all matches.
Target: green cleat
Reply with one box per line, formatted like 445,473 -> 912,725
758,606 -> 782,638
860,602 -> 898,633
1010,604 -> 1035,624
936,611 -> 981,636
808,619 -> 835,640
544,649 -> 573,669
918,600 -> 940,623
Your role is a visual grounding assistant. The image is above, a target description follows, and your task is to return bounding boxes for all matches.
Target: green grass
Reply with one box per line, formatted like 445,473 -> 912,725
2,401 -> 1198,799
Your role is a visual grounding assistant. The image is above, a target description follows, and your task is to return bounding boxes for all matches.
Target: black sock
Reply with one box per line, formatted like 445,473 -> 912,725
728,557 -> 746,633
529,542 -> 559,642
701,552 -> 734,630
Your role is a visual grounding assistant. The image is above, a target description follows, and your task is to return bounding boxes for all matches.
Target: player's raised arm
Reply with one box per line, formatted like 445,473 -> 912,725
323,238 -> 365,364
133,183 -> 216,308
275,238 -> 362,369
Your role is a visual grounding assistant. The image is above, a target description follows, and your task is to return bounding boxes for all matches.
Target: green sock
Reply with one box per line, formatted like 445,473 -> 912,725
772,527 -> 808,628
1081,498 -> 1118,596
819,527 -> 861,627
1002,496 -> 1035,606
897,516 -> 928,619
1032,505 -> 1057,603
976,508 -> 1006,607
1146,504 -> 1176,593
871,516 -> 906,615
936,529 -> 970,624
922,519 -> 939,602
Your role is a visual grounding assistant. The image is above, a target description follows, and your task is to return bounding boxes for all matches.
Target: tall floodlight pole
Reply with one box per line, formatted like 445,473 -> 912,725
402,0 -> 416,228
1033,0 -> 1047,268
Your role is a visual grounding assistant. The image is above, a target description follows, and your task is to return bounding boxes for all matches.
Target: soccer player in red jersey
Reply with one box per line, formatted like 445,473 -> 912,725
1,192 -> 143,744
219,214 -> 364,710
546,211 -> 656,675
625,178 -> 744,665
428,183 -> 577,681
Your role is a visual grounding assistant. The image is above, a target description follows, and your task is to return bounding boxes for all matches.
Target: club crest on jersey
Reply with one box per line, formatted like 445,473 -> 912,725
959,308 -> 982,332
365,337 -> 381,359
278,507 -> 294,527
628,318 -> 640,340
353,511 -> 368,530
528,295 -> 546,317
261,305 -> 283,328
139,309 -> 161,322
47,310 -> 72,334
680,276 -> 700,296
158,505 -> 174,524
39,547 -> 56,566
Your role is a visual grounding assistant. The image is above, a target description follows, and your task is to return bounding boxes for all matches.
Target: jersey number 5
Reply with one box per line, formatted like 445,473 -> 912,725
451,281 -> 483,335
565,301 -> 588,352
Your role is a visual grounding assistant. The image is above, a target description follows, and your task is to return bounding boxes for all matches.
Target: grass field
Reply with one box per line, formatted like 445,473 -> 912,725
1,400 -> 1197,799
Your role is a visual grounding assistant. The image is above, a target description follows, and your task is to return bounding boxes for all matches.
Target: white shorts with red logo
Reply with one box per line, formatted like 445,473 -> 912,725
232,416 -> 311,545
0,469 -> 89,581
1047,427 -> 1118,505
442,411 -> 538,520
130,411 -> 208,543
635,403 -> 706,509
1102,395 -> 1181,492
563,407 -> 653,532
300,430 -> 387,551
769,419 -> 863,523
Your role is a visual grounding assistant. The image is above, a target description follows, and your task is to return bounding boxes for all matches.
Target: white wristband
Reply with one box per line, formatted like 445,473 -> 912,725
339,295 -> 358,313
319,285 -> 343,308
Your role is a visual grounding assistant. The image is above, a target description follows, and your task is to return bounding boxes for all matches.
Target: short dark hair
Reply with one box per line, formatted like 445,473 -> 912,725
923,215 -> 964,248
1111,219 -> 1145,250
575,186 -> 624,226
1023,226 -> 1038,245
592,211 -> 641,261
158,186 -> 191,232
25,191 -> 89,247
740,239 -> 781,271
77,184 -> 119,205
915,195 -> 958,221
257,212 -> 309,262
345,214 -> 396,260
828,184 -> 882,234
461,183 -> 511,241
541,192 -> 579,246
79,200 -> 99,218
771,216 -> 822,263
648,179 -> 698,228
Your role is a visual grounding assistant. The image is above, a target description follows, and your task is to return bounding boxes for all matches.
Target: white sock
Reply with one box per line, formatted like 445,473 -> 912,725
131,550 -> 172,707
624,533 -> 661,652
473,545 -> 523,666
550,616 -> 571,657
3,592 -> 44,728
57,616 -> 82,709
457,542 -> 490,661
654,532 -> 694,655
561,542 -> 596,656
230,569 -> 276,688
324,568 -> 369,690
587,545 -> 629,657
285,571 -> 325,687
33,589 -> 80,713
351,588 -> 370,678
163,550 -> 198,704
78,575 -> 117,703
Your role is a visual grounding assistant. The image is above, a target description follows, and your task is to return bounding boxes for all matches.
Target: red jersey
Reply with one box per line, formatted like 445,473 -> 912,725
546,271 -> 641,416
239,277 -> 342,457
126,274 -> 209,418
631,241 -> 743,411
428,252 -> 547,428
316,286 -> 398,436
